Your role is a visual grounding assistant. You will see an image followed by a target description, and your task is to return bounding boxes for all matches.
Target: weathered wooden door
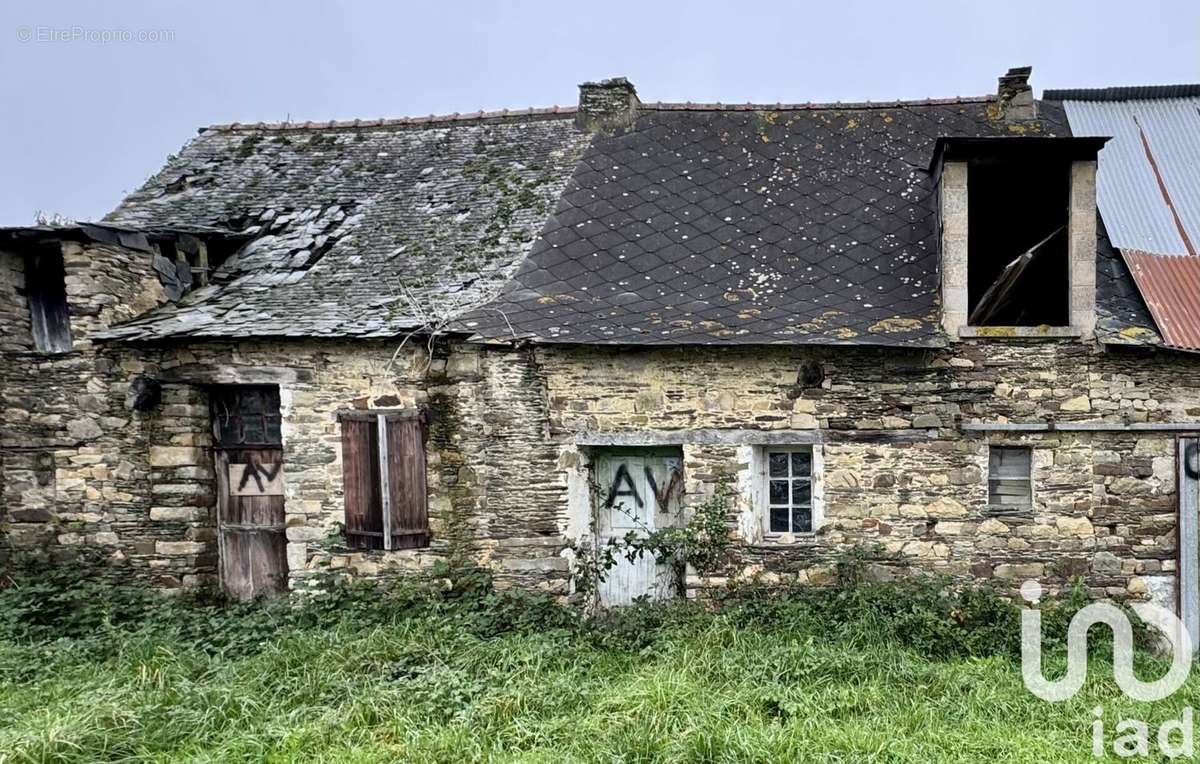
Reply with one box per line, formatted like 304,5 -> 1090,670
211,386 -> 288,600
1179,436 -> 1200,650
594,448 -> 683,606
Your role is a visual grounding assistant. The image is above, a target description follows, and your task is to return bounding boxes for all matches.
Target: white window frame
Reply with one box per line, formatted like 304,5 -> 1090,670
987,445 -> 1034,509
756,445 -> 823,538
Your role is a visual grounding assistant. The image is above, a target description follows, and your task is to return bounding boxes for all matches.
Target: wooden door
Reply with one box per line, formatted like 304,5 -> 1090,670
211,386 -> 288,600
594,449 -> 682,606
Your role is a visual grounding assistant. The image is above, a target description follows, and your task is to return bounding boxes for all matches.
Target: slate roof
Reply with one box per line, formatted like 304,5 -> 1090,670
466,99 -> 1072,346
98,114 -> 591,340
92,82 -> 1164,349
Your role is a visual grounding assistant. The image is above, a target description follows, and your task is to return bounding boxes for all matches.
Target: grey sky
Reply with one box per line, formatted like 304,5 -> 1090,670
2,0 -> 1197,226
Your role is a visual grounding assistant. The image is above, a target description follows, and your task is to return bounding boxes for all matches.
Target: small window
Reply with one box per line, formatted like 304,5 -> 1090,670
211,386 -> 282,446
989,446 -> 1032,507
764,448 -> 813,534
340,411 -> 429,551
25,250 -> 72,353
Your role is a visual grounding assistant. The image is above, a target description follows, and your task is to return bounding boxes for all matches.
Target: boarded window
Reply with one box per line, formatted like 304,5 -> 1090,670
989,446 -> 1032,507
765,448 -> 813,534
25,250 -> 72,353
340,411 -> 429,551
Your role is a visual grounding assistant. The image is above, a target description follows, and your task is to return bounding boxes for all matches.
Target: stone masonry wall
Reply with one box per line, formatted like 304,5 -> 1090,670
1,240 -> 167,575
6,295 -> 1199,608
136,339 -> 568,594
536,341 -> 1200,605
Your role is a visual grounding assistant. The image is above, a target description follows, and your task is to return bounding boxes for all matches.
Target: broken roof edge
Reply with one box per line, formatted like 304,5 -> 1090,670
1044,84 -> 1200,102
0,221 -> 249,252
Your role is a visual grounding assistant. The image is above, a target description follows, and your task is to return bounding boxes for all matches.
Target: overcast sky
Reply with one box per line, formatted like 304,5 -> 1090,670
1,0 -> 1197,226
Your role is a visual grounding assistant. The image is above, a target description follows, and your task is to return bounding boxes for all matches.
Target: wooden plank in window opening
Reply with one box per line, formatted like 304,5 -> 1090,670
386,415 -> 429,549
26,250 -> 72,353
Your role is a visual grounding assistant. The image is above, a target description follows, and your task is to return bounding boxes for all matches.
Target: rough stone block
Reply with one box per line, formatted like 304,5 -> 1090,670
156,541 -> 208,555
149,446 -> 206,467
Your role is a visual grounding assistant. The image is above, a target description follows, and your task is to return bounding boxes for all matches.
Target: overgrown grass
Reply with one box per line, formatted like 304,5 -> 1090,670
0,560 -> 1193,762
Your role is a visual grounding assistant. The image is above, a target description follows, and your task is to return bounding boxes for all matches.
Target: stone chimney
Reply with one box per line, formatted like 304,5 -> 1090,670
996,66 -> 1036,121
575,77 -> 639,133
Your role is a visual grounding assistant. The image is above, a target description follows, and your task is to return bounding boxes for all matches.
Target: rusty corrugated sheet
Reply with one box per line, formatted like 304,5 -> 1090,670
1121,249 -> 1200,352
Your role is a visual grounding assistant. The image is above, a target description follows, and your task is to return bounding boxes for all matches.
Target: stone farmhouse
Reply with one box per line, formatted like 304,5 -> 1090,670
3,67 -> 1200,619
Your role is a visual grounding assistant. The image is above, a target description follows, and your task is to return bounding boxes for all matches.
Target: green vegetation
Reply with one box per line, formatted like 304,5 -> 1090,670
0,559 -> 1192,762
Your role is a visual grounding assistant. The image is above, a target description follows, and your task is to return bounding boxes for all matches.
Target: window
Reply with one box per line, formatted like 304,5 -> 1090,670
25,249 -> 72,353
967,157 -> 1070,327
988,446 -> 1032,508
339,411 -> 429,551
211,386 -> 282,446
765,448 -> 813,534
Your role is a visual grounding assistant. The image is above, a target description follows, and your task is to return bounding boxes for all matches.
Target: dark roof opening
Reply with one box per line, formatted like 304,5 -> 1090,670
967,156 -> 1071,326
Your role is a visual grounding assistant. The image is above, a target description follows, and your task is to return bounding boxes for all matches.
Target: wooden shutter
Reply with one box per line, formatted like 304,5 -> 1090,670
385,415 -> 429,549
341,418 -> 384,549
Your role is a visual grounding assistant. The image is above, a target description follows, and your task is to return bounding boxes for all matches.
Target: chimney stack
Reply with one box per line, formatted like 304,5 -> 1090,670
575,77 -> 639,133
996,66 -> 1036,121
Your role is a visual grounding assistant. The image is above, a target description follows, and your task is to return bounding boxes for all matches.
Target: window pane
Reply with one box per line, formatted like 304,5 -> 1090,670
790,451 -> 811,476
769,480 -> 789,505
241,417 -> 265,444
791,479 -> 811,505
792,507 -> 812,533
988,446 -> 1032,506
769,506 -> 790,533
768,452 -> 789,478
239,389 -> 262,413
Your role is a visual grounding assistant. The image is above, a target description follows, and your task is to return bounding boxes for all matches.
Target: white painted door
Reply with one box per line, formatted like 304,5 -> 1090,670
594,449 -> 682,606
1179,437 -> 1200,651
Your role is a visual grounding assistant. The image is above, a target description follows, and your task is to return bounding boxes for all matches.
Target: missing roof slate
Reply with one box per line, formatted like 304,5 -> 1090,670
97,116 -> 592,341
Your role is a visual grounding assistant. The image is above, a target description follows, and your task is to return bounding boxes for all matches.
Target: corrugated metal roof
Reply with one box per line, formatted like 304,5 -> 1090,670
1064,95 -> 1200,354
1046,84 -> 1200,102
1063,96 -> 1200,255
1121,250 -> 1200,352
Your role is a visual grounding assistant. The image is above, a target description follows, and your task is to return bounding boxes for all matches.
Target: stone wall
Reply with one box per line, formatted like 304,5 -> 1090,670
535,341 -> 1199,604
5,284 -> 1199,608
0,239 -> 166,574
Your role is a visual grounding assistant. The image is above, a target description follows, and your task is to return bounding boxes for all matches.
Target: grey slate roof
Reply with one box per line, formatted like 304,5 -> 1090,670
94,85 -> 1162,349
466,99 -> 1072,346
99,114 -> 591,340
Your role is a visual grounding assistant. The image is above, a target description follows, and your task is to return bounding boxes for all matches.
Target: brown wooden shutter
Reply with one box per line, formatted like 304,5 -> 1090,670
341,418 -> 384,549
385,415 -> 429,549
